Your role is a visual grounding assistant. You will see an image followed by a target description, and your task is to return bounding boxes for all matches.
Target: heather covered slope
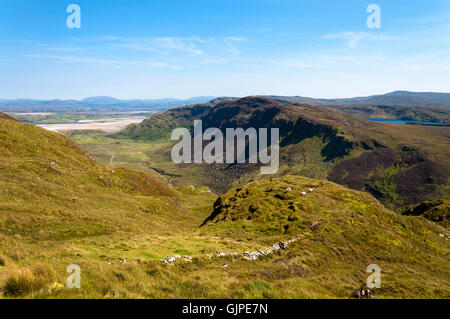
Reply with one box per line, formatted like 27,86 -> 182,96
201,176 -> 450,298
114,97 -> 450,211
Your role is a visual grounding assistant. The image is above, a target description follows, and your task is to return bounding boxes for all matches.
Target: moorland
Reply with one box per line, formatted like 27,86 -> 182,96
0,92 -> 449,299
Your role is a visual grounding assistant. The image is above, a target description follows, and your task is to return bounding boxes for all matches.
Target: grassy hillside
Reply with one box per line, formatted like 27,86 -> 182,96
200,175 -> 450,298
1,112 -> 449,299
0,112 -> 220,298
1,113 -> 449,298
112,97 -> 450,211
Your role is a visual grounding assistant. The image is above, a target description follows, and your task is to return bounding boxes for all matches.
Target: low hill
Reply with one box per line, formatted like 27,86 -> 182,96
114,97 -> 450,211
265,91 -> 450,123
266,91 -> 450,110
115,102 -> 215,140
333,91 -> 450,109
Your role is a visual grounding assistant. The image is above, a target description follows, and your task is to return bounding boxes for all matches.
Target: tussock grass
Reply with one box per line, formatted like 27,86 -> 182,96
2,264 -> 54,297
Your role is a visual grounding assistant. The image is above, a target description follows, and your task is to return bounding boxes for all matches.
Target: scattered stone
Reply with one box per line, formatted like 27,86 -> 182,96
183,256 -> 193,262
301,191 -> 307,196
162,236 -> 301,265
243,251 -> 259,260
118,258 -> 126,263
161,254 -> 193,264
161,255 -> 180,264
222,264 -> 229,268
352,287 -> 374,299
310,221 -> 321,231
216,251 -> 238,258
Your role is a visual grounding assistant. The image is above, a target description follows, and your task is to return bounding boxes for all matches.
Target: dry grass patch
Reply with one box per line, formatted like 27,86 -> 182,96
1,263 -> 55,297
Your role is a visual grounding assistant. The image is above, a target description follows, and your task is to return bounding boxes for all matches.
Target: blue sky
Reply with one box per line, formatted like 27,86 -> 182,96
1,0 -> 449,99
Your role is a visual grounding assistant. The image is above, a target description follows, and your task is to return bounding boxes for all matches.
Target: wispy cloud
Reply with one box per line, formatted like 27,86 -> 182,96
27,36 -> 248,69
112,36 -> 247,58
322,31 -> 396,48
116,37 -> 204,55
24,54 -> 181,69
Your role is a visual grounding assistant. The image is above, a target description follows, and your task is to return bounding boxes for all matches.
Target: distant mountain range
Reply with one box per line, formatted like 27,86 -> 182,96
264,91 -> 450,109
0,96 -> 216,113
1,91 -> 450,113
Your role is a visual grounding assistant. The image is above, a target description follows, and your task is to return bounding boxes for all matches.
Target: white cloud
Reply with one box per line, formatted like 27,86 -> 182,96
23,35 -> 249,69
110,36 -> 247,58
24,54 -> 181,69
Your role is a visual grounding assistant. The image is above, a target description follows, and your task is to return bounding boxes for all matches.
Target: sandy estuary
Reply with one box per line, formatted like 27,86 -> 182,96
36,116 -> 146,132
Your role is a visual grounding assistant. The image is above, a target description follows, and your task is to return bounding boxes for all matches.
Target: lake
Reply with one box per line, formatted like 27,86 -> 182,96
367,118 -> 448,126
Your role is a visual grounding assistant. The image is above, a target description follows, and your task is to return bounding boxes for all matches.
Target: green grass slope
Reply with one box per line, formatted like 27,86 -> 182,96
201,175 -> 450,298
0,113 -> 219,298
